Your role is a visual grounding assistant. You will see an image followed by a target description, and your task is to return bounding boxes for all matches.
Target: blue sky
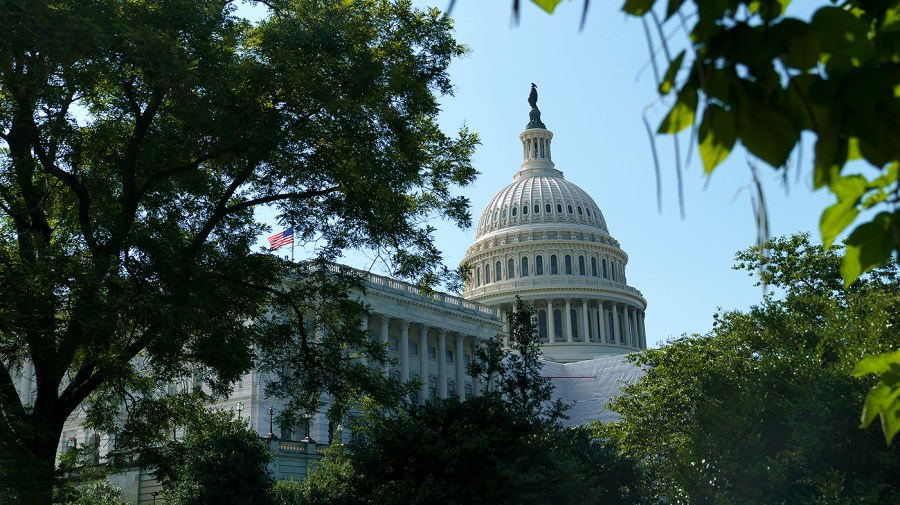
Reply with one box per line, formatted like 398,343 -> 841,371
251,1 -> 838,347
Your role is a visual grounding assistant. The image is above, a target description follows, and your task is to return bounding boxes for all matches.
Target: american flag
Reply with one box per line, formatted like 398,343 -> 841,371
267,227 -> 293,251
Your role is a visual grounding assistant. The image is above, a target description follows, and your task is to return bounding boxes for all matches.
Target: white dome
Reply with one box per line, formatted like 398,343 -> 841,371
475,167 -> 609,240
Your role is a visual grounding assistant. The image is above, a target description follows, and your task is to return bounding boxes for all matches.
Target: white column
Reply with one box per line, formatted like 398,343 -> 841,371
473,336 -> 483,396
419,325 -> 429,402
612,305 -> 620,344
400,319 -> 409,383
639,311 -> 647,349
546,299 -> 554,343
359,316 -> 369,364
599,304 -> 608,343
438,329 -> 448,399
624,307 -> 633,346
380,316 -> 390,378
455,334 -> 465,400
564,298 -> 572,343
581,299 -> 590,343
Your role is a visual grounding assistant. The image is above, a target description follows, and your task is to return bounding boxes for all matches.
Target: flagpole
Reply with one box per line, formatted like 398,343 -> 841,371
290,224 -> 295,263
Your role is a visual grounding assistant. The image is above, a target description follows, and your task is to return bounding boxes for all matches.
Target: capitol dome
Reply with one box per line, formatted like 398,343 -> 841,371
461,96 -> 647,363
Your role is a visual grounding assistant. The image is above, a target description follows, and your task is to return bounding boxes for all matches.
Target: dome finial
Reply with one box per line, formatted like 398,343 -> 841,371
527,83 -> 545,129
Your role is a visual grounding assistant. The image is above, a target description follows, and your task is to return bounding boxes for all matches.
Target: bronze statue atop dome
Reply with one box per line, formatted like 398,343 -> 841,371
528,83 -> 538,108
526,83 -> 545,129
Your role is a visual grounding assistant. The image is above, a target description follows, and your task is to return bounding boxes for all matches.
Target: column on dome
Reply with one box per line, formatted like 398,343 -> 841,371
564,299 -> 572,343
454,335 -> 465,400
624,306 -> 633,347
400,319 -> 410,382
581,299 -> 590,343
438,329 -> 448,399
473,336 -> 483,396
419,324 -> 429,402
590,304 -> 599,342
641,311 -> 648,349
380,316 -> 390,378
599,303 -> 608,343
546,299 -> 554,343
612,304 -> 620,344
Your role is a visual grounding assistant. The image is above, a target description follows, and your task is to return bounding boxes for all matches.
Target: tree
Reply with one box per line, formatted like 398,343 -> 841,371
0,1 -> 476,502
150,411 -> 274,505
605,234 -> 900,504
292,299 -> 641,505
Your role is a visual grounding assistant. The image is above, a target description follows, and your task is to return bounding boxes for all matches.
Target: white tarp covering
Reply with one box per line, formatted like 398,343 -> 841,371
540,354 -> 645,427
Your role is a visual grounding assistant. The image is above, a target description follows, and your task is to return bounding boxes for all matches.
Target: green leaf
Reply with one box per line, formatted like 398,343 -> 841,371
841,212 -> 897,286
623,0 -> 656,16
737,104 -> 799,168
813,135 -> 847,189
820,174 -> 867,247
881,2 -> 900,32
859,382 -> 900,445
658,85 -> 697,134
854,351 -> 900,377
530,0 -> 564,14
659,50 -> 686,95
812,7 -> 868,54
698,104 -> 736,174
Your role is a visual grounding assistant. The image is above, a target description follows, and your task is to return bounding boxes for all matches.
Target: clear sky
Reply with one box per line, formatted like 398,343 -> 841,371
252,1 -> 837,347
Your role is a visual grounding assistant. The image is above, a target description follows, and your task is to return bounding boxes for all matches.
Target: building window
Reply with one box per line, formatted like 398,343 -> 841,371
429,377 -> 438,400
495,261 -> 502,282
464,354 -> 471,366
570,308 -> 579,339
390,338 -> 399,351
546,203 -> 552,213
556,203 -> 563,213
602,258 -> 608,278
446,350 -> 454,364
465,383 -> 474,399
507,258 -> 515,279
578,256 -> 586,275
410,342 -> 418,356
550,255 -> 559,275
565,255 -> 573,275
591,257 -> 597,277
485,264 -> 491,283
553,309 -> 563,340
448,381 -> 457,397
501,208 -> 507,218
522,205 -> 528,215
538,309 -> 548,340
476,267 -> 481,286
534,204 -> 540,214
567,204 -> 574,214
535,255 -> 543,275
577,206 -> 583,215
428,346 -> 436,359
521,256 -> 529,277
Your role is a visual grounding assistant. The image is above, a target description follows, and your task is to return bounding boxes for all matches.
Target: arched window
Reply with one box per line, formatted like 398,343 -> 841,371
602,258 -> 608,278
535,255 -> 544,275
577,206 -> 583,215
556,203 -> 563,213
485,263 -> 491,283
521,256 -> 529,277
507,258 -> 515,279
476,266 -> 481,287
501,208 -> 507,219
495,261 -> 502,282
567,204 -> 574,214
511,206 -> 517,217
570,309 -> 579,340
537,309 -> 548,341
591,257 -> 597,277
578,255 -> 586,275
550,255 -> 559,275
553,309 -> 563,340
522,205 -> 528,215
546,203 -> 552,213
564,255 -> 573,275
534,204 -> 540,214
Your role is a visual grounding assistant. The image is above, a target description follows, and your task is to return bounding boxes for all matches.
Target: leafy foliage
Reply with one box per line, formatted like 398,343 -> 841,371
606,234 -> 900,503
294,298 -> 641,505
151,411 -> 274,505
0,0 -> 475,502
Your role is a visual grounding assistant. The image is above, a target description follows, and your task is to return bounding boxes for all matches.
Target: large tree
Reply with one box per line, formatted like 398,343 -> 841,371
0,1 -> 476,503
604,234 -> 900,504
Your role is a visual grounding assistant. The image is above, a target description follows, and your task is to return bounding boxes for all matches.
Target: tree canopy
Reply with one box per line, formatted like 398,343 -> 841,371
0,1 -> 475,502
604,234 -> 900,503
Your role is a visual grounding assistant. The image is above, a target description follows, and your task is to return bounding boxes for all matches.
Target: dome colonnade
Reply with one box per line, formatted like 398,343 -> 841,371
461,98 -> 647,363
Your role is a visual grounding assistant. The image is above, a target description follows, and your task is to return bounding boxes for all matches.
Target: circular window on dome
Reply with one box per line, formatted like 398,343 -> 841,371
534,204 -> 540,214
567,204 -> 573,214
556,203 -> 563,213
511,207 -> 517,217
577,206 -> 583,215
522,205 -> 528,215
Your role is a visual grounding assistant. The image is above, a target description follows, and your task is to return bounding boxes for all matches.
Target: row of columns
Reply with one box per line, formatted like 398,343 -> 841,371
373,315 -> 480,401
537,298 -> 646,349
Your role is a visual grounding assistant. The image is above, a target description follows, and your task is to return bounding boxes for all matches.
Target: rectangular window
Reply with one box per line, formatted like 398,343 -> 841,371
410,342 -> 418,356
389,338 -> 399,351
428,346 -> 436,359
445,350 -> 454,364
464,354 -> 471,366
